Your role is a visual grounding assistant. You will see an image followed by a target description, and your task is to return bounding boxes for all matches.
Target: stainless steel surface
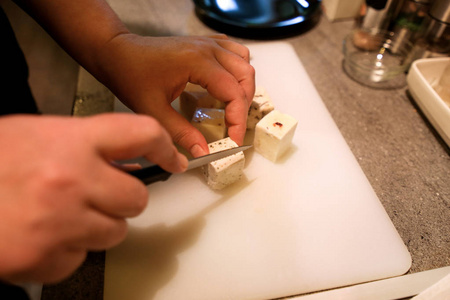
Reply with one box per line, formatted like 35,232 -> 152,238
187,145 -> 252,170
359,0 -> 399,32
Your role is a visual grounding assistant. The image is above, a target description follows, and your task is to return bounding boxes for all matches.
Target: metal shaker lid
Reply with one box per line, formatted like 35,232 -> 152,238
429,0 -> 450,23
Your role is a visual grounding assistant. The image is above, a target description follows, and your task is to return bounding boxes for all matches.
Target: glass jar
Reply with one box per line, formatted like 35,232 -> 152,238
407,0 -> 450,61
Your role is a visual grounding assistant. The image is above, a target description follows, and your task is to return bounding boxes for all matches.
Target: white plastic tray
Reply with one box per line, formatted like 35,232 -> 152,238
407,57 -> 450,147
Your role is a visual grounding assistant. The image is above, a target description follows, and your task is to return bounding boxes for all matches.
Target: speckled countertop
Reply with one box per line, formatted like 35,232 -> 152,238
41,1 -> 449,299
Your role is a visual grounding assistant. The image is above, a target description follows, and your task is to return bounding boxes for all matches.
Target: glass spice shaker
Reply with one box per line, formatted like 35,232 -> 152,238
390,0 -> 433,52
407,0 -> 450,61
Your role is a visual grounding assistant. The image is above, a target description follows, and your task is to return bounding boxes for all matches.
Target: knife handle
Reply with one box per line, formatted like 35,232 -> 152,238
127,165 -> 172,185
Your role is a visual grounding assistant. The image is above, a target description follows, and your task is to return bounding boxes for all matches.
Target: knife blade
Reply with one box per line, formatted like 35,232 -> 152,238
127,145 -> 252,185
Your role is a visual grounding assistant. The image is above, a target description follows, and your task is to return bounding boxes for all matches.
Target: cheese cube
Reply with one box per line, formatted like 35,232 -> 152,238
202,137 -> 245,190
247,86 -> 274,130
254,110 -> 298,162
191,108 -> 227,143
180,83 -> 225,119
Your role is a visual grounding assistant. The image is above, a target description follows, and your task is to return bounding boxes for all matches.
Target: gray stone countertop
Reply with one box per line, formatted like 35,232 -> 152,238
41,1 -> 449,299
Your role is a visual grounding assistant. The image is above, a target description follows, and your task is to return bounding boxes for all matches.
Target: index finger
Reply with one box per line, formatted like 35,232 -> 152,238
83,113 -> 188,173
211,40 -> 255,104
211,36 -> 251,62
192,63 -> 254,145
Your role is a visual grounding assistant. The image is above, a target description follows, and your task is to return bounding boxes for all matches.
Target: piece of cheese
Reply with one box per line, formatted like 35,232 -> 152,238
254,110 -> 298,162
179,83 -> 225,119
202,137 -> 245,190
247,86 -> 275,130
191,108 -> 227,143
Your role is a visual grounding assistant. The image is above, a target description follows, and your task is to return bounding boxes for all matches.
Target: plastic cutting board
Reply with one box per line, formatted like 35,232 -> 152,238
104,42 -> 411,300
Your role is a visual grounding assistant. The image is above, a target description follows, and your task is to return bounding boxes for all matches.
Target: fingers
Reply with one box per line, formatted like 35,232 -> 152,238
214,46 -> 255,104
110,161 -> 142,172
27,248 -> 87,284
224,95 -> 250,146
208,33 -> 228,40
194,35 -> 254,105
73,209 -> 129,251
0,114 -> 193,283
191,62 -> 253,145
208,37 -> 255,103
80,113 -> 190,218
199,73 -> 249,145
17,214 -> 125,283
214,48 -> 255,144
78,113 -> 192,219
89,163 -> 150,218
212,35 -> 251,62
195,38 -> 255,145
148,101 -> 210,157
84,113 -> 188,173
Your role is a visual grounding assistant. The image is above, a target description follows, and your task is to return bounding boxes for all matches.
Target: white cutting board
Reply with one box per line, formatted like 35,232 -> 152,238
104,42 -> 411,300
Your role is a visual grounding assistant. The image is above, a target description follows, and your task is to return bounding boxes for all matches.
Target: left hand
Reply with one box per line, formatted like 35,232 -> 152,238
95,34 -> 255,157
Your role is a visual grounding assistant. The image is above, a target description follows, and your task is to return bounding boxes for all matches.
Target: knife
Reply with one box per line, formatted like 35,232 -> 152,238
127,145 -> 252,185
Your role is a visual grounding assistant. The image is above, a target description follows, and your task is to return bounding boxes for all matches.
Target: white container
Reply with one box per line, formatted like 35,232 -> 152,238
322,0 -> 364,21
407,57 -> 450,147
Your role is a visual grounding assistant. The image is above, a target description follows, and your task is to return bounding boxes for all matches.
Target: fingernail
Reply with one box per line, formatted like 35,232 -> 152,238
190,144 -> 207,158
178,154 -> 188,171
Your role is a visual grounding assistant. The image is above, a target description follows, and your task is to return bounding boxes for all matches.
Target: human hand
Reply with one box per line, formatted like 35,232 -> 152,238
95,34 -> 255,157
0,113 -> 187,283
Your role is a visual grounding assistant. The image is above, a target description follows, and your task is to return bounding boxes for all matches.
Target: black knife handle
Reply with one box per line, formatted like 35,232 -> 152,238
127,165 -> 172,185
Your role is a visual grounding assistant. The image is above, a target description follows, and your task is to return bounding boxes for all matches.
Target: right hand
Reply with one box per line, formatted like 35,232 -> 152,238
0,113 -> 187,284
95,34 -> 255,157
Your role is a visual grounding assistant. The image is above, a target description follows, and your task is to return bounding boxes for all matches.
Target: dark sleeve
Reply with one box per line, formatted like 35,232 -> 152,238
0,281 -> 30,300
0,6 -> 39,115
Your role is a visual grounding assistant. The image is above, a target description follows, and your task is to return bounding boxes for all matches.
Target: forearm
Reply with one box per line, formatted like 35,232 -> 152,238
13,0 -> 129,78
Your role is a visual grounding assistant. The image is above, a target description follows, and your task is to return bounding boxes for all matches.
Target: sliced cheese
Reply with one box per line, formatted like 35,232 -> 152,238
247,86 -> 275,130
191,108 -> 227,143
254,110 -> 298,162
202,137 -> 245,190
179,83 -> 225,119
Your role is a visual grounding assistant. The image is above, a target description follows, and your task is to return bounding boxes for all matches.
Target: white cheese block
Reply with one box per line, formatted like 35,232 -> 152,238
247,86 -> 275,130
254,110 -> 298,162
202,137 -> 245,190
191,108 -> 227,143
180,83 -> 225,119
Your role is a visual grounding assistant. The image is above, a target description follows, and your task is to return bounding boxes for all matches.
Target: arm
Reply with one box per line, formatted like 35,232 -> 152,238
13,0 -> 129,77
14,0 -> 255,157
